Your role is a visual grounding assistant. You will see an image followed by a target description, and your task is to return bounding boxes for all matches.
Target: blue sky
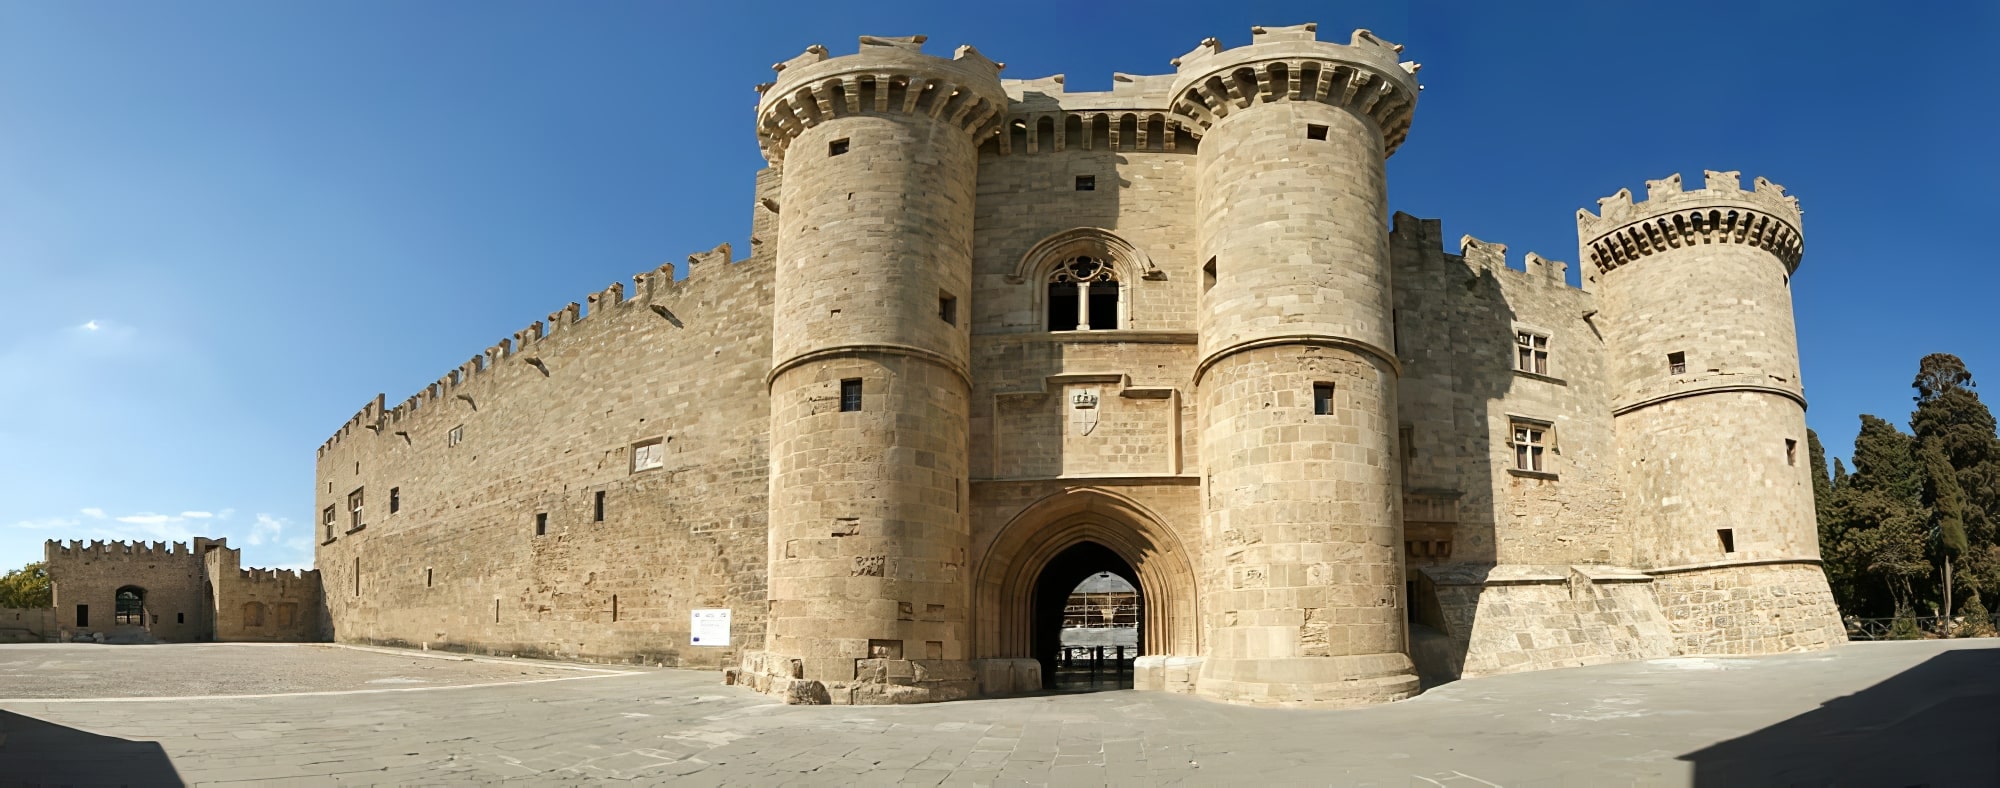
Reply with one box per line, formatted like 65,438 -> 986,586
2,2 -> 1994,572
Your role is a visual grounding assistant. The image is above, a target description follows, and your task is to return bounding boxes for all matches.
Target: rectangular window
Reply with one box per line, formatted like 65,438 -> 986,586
426,567 -> 433,588
535,512 -> 548,536
632,439 -> 665,472
389,487 -> 400,514
347,488 -> 364,531
448,425 -> 464,447
1515,330 -> 1550,375
1668,351 -> 1687,375
1718,528 -> 1736,554
829,138 -> 849,156
1203,257 -> 1217,293
177,612 -> 184,624
1306,123 -> 1329,140
1075,175 -> 1095,191
939,293 -> 957,326
322,506 -> 336,541
76,605 -> 88,627
1511,421 -> 1549,473
840,378 -> 864,412
1786,439 -> 1798,466
1313,382 -> 1335,416
593,490 -> 606,522
353,557 -> 360,596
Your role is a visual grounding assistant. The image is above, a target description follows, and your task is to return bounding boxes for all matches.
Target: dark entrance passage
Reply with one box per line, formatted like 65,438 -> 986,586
113,586 -> 145,628
1032,541 -> 1142,691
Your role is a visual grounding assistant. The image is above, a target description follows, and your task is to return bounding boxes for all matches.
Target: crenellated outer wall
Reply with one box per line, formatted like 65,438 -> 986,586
313,216 -> 777,667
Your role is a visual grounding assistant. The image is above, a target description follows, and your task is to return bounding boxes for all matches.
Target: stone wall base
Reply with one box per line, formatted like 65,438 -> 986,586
973,658 -> 1042,696
1416,564 -> 1678,681
1194,652 -> 1419,708
1132,655 -> 1203,694
1651,562 -> 1846,655
730,650 -> 975,705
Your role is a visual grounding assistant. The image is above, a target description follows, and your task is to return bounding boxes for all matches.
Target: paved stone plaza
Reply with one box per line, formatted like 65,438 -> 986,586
1,640 -> 1996,786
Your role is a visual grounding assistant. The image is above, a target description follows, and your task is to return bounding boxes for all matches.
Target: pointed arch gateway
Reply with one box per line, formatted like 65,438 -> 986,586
972,487 -> 1200,672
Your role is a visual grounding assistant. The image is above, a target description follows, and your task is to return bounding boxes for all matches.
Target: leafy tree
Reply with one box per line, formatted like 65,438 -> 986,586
1835,415 -> 1932,617
0,562 -> 51,609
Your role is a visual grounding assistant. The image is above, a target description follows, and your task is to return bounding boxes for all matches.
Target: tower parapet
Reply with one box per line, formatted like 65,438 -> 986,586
1169,23 -> 1420,154
755,36 -> 1008,164
1578,171 -> 1803,279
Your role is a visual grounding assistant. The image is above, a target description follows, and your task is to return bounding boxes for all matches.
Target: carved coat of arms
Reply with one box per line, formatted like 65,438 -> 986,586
1070,389 -> 1100,436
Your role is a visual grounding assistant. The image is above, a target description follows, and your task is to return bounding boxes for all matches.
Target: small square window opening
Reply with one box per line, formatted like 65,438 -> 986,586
829,138 -> 849,156
1786,439 -> 1798,466
1668,351 -> 1687,375
1075,175 -> 1095,191
388,487 -> 400,514
1718,528 -> 1736,554
1313,382 -> 1336,416
448,425 -> 464,447
1203,257 -> 1218,293
939,293 -> 957,326
840,379 -> 864,412
534,512 -> 548,537
593,490 -> 606,522
1306,124 -> 1329,140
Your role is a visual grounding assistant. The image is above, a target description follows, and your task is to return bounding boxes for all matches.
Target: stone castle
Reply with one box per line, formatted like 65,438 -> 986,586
34,23 -> 1846,707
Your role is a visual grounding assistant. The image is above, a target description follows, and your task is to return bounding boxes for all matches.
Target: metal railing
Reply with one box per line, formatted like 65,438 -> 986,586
1057,645 -> 1136,674
1844,613 -> 2000,641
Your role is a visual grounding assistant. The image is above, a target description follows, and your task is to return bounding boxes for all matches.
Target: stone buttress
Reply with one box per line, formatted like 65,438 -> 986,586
1173,24 -> 1423,706
742,35 -> 1008,704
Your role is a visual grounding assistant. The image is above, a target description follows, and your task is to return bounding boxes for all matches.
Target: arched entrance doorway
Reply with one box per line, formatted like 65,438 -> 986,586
973,487 -> 1199,693
114,586 -> 146,629
1035,543 -> 1141,690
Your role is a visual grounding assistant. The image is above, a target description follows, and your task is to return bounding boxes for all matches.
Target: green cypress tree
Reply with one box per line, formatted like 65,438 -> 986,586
1840,415 -> 1933,617
1911,353 -> 2000,609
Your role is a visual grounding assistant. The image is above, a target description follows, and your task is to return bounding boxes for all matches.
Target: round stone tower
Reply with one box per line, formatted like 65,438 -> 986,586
1171,23 -> 1423,706
1579,170 -> 1845,654
749,35 -> 1007,703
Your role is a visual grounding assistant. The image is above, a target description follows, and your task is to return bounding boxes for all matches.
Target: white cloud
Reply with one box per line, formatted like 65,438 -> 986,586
181,511 -> 214,519
114,513 -> 174,525
11,517 -> 79,530
79,320 -> 99,331
79,508 -> 106,519
247,513 -> 286,546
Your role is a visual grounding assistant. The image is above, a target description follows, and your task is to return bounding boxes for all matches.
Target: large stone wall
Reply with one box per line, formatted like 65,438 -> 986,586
0,607 -> 55,643
313,232 -> 777,667
206,546 -> 321,642
296,25 -> 1846,705
45,540 -> 217,643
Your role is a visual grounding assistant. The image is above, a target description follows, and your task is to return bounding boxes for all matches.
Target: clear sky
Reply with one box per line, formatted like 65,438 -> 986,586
2,2 -> 1994,572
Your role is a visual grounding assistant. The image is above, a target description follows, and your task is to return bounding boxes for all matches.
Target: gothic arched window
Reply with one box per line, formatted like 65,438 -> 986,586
1047,255 -> 1119,331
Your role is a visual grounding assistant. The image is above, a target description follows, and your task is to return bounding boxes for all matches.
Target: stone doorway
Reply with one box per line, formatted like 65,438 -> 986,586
1037,546 -> 1140,691
972,487 -> 1200,695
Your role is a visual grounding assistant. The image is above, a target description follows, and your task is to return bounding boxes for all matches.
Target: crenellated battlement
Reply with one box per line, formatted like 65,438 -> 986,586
755,35 -> 1010,164
1390,212 -> 1577,289
45,539 -> 210,562
317,242 -> 745,457
238,567 -> 318,585
1576,171 -> 1804,275
1168,23 -> 1421,154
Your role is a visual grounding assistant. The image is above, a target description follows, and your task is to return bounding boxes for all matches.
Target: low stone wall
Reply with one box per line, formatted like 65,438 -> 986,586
1650,562 -> 1845,655
1418,564 -> 1676,680
0,607 -> 54,642
731,649 -> 977,705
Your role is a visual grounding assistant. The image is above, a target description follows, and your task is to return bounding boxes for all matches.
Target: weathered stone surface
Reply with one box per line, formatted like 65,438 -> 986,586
282,23 -> 1843,709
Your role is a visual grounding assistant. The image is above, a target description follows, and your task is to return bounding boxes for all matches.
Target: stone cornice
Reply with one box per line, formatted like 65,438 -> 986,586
1167,24 -> 1420,155
754,36 -> 1009,164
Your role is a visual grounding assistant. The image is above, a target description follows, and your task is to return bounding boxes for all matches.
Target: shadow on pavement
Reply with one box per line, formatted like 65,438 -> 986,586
0,710 -> 183,787
1681,647 -> 2000,785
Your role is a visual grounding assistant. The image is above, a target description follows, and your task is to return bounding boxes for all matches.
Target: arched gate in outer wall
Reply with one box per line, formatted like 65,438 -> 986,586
971,487 -> 1200,689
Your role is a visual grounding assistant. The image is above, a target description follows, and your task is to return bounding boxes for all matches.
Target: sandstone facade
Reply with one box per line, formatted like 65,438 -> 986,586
307,23 -> 1844,706
38,538 -> 319,644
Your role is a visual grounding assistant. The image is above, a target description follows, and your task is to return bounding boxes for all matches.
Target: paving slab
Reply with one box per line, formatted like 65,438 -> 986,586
0,640 -> 1996,785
